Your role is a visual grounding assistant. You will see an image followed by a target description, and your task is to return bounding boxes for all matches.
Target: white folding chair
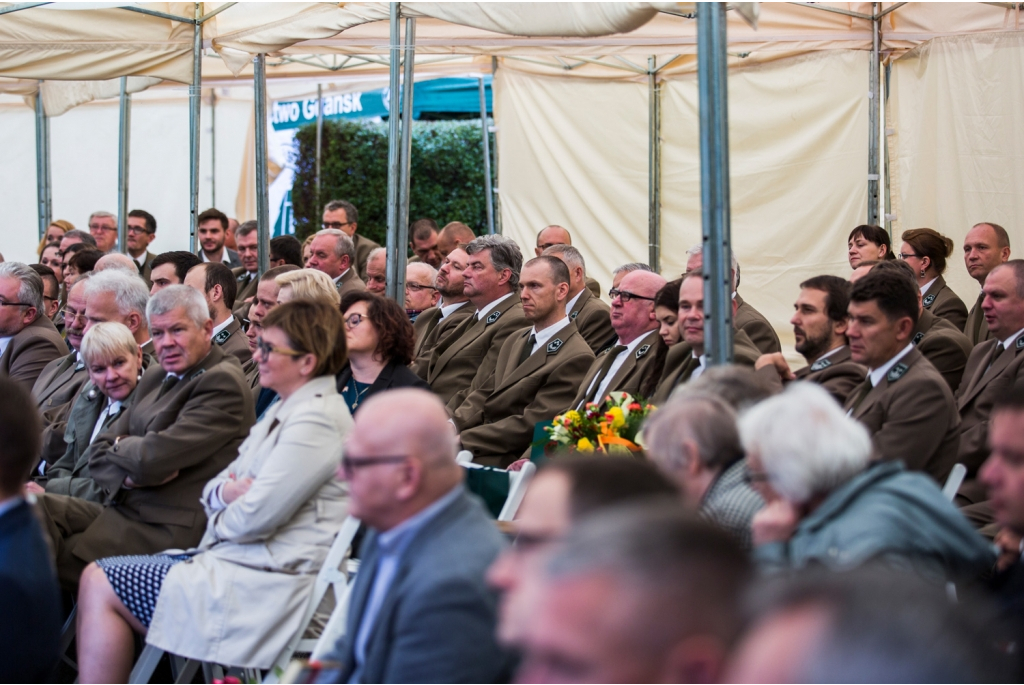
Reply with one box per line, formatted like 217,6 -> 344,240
456,450 -> 537,522
942,463 -> 967,502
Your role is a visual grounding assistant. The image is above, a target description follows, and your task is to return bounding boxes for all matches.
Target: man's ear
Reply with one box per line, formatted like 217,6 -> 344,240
661,634 -> 727,685
394,457 -> 424,502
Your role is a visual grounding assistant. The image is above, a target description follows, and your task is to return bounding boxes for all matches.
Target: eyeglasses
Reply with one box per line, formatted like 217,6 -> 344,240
255,336 -> 306,359
344,313 -> 365,329
322,221 -> 352,230
897,252 -> 920,260
609,288 -> 656,304
405,282 -> 436,293
743,470 -> 770,486
88,224 -> 116,232
126,226 -> 154,235
0,300 -> 31,308
340,454 -> 408,475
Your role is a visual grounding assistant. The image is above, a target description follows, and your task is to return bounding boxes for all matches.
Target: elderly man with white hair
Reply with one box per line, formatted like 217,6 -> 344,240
741,382 -> 993,581
405,261 -> 440,321
83,269 -> 152,354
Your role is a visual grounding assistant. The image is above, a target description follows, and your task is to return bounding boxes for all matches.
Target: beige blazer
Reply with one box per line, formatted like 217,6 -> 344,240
146,376 -> 352,669
922,276 -> 968,332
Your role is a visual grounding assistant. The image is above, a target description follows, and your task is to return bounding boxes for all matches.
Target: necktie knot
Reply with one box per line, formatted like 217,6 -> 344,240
517,333 -> 538,367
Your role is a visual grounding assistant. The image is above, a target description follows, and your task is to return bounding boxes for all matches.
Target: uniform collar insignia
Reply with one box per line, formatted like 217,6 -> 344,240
213,329 -> 232,345
810,358 -> 833,372
912,332 -> 924,346
923,294 -> 936,306
547,339 -> 563,353
636,344 -> 651,359
887,362 -> 909,383
570,310 -> 579,320
485,310 -> 501,325
188,368 -> 207,381
1017,336 -> 1024,350
237,273 -> 247,282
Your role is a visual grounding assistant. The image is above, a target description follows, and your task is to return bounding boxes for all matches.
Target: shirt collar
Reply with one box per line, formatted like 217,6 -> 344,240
617,333 -> 650,356
531,317 -> 571,352
440,300 -> 468,319
0,336 -> 12,357
376,484 -> 463,555
868,343 -> 914,387
1001,327 -> 1024,351
212,317 -> 232,337
106,397 -> 123,415
132,252 -> 147,268
815,345 -> 846,363
564,289 -> 585,316
333,268 -> 350,284
202,246 -> 229,264
920,277 -> 938,296
475,292 -> 514,320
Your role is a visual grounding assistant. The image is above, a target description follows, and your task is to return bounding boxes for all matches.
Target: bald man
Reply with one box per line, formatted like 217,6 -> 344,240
535,225 -> 602,299
94,253 -> 140,274
437,221 -> 477,259
326,390 -> 509,683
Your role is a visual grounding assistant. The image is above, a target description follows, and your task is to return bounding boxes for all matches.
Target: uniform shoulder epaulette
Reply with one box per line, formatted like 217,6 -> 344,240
547,339 -> 563,353
213,329 -> 232,345
810,357 -> 833,372
485,310 -> 501,325
887,362 -> 909,383
923,294 -> 936,306
636,344 -> 651,359
912,332 -> 924,346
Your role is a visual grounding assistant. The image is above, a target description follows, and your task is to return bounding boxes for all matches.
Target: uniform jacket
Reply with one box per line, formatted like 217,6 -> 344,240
570,328 -> 666,408
137,250 -> 157,287
336,359 -> 430,413
232,267 -> 260,313
650,329 -> 761,405
427,294 -> 528,408
337,268 -> 367,299
353,233 -> 381,282
199,248 -> 242,270
922,276 -> 968,331
913,308 -> 973,393
0,314 -> 68,389
757,345 -> 865,407
844,347 -> 960,484
735,294 -> 782,354
454,322 -> 595,465
214,316 -> 253,367
568,288 -> 615,354
33,352 -> 90,465
411,303 -> 473,380
146,376 -> 351,669
585,276 -> 602,299
965,291 -> 993,346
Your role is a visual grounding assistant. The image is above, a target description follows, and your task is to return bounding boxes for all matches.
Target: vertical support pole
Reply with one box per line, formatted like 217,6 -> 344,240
697,2 -> 733,366
868,2 -> 881,226
648,56 -> 661,273
254,54 -> 271,276
34,81 -> 51,241
210,88 -> 217,209
188,2 -> 202,252
385,2 -> 402,301
117,76 -> 131,253
395,16 -> 416,307
315,83 -> 323,209
478,76 -> 495,235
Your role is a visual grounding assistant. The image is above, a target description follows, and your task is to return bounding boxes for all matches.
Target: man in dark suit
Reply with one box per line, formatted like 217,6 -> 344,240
543,244 -> 614,353
308,228 -> 366,297
0,262 -> 68,389
196,207 -> 242,268
963,222 -> 1011,346
412,247 -> 473,379
231,221 -> 261,315
35,285 -> 255,590
83,269 -> 152,355
125,209 -> 158,287
184,262 -> 252,366
0,376 -> 61,682
329,389 -> 509,683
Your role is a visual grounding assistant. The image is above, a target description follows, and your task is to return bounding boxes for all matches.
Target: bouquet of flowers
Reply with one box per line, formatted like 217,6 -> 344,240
545,392 -> 656,456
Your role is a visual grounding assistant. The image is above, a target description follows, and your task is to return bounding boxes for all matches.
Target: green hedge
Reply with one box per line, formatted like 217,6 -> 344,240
291,119 -> 492,244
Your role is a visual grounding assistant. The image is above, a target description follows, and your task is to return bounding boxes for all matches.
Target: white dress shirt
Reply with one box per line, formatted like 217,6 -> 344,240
868,343 -> 915,387
565,289 -> 584,316
201,247 -> 231,264
212,317 -> 232,338
920,277 -> 938,296
582,334 -> 649,405
332,268 -> 350,285
0,336 -> 12,359
90,398 -> 123,444
439,300 -> 468,319
1000,327 -> 1024,351
475,293 -> 514,321
528,317 -> 571,355
690,352 -> 708,381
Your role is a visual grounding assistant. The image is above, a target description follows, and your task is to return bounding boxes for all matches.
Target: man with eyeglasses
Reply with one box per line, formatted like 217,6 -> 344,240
230,221 -> 261,317
87,211 -> 118,254
125,209 -> 158,286
325,388 -> 510,683
405,262 -> 440,322
322,199 -> 380,282
569,268 -> 667,409
0,262 -> 67,389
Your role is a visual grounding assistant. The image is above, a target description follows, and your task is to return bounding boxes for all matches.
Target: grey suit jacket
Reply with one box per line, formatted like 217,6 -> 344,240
333,488 -> 509,683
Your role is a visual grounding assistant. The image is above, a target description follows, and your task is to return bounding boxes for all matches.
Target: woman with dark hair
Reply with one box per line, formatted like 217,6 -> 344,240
899,228 -> 969,330
64,248 -> 102,289
654,278 -> 682,347
847,225 -> 895,269
336,291 -> 429,413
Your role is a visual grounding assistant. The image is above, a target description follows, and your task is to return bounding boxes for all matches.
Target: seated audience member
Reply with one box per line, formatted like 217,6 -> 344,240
452,256 -> 596,465
901,227 -> 969,330
125,209 -> 158,285
409,218 -> 442,268
65,248 -> 102,287
95,252 -> 139,274
196,207 -> 241,267
741,383 -> 993,579
427,235 -> 528,409
609,261 -> 652,293
0,262 -> 67,388
645,394 -> 764,549
412,246 -> 473,378
405,261 -> 440,321
336,291 -> 429,414
33,276 -> 90,434
847,223 -> 895,268
39,242 -> 64,290
276,268 -> 342,307
225,217 -> 238,249
844,268 -> 961,482
35,285 -> 255,590
964,221 -> 1011,346
677,365 -> 775,411
543,244 -> 615,353
686,245 -> 781,355
570,269 -> 667,409
436,220 -> 477,258
322,199 -> 379,281
243,264 -> 299,391
325,389 -> 509,683
270,234 -> 304,268
488,457 -> 678,646
653,278 -> 681,347
30,264 -> 62,324
29,323 -> 146,502
76,301 -> 351,681
60,242 -> 91,292
301,234 -> 315,266
231,221 -> 260,309
59,228 -> 97,254
364,247 -> 387,296
184,262 -> 252,365
0,377 -> 61,683
87,211 -> 118,254
148,250 -> 202,295
83,268 -> 152,355
755,275 -> 865,405
652,270 -> 760,404
308,228 -> 366,296
727,569 -> 1008,683
38,219 -> 72,258
535,225 -> 601,298
516,504 -> 750,684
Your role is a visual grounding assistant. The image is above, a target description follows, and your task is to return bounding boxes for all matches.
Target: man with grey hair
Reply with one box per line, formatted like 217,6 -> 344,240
644,394 -> 764,548
83,269 -> 152,354
365,246 -> 387,296
543,244 -> 614,353
610,261 -> 652,294
516,504 -> 751,684
59,229 -> 97,255
740,382 -> 992,579
426,234 -> 527,408
35,284 -> 255,590
405,261 -> 440,321
307,227 -> 366,297
0,262 -> 67,388
87,211 -> 118,253
322,199 -> 380,281
94,252 -> 139,274
231,220 -> 261,311
534,225 -> 602,298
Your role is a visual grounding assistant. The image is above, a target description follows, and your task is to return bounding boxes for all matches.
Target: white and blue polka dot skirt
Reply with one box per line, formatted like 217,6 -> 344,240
96,554 -> 191,627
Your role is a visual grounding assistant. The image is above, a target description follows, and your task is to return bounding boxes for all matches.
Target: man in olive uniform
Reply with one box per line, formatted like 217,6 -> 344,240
322,199 -> 380,282
231,221 -> 261,316
570,269 -> 667,409
843,269 -> 960,484
453,257 -> 595,466
756,275 -> 865,405
543,244 -> 614,353
184,262 -> 252,366
412,247 -> 473,379
307,228 -> 366,297
427,235 -> 528,409
963,222 -> 1011,346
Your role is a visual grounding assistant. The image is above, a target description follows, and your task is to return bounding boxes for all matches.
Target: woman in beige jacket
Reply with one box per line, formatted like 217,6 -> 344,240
76,301 -> 353,682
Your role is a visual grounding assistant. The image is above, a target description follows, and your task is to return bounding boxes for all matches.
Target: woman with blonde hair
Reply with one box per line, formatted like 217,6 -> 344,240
275,267 -> 341,307
37,219 -> 75,258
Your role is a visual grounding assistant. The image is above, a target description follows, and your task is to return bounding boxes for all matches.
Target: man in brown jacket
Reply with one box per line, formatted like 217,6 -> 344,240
322,199 -> 380,282
36,285 -> 255,589
963,222 -> 1011,346
534,225 -> 602,299
0,262 -> 68,389
33,277 -> 90,436
307,228 -> 366,297
453,256 -> 595,465
412,247 -> 473,378
427,235 -> 528,409
843,269 -> 960,484
184,262 -> 252,366
543,245 -> 614,353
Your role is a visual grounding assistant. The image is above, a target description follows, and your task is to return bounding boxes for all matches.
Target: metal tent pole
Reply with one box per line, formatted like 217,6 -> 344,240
395,16 -> 416,307
254,54 -> 271,276
117,76 -> 132,253
697,2 -> 733,366
478,76 -> 495,235
315,84 -> 323,209
34,81 -> 51,241
384,2 -> 402,301
188,2 -> 202,252
648,56 -> 661,272
868,2 -> 881,225
210,88 -> 216,208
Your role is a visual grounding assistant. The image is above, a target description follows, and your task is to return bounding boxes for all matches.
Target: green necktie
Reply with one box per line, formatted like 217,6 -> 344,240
585,345 -> 628,405
517,334 -> 537,367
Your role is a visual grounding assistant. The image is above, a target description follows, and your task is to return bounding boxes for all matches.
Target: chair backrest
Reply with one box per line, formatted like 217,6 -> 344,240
942,463 -> 967,502
456,451 -> 537,522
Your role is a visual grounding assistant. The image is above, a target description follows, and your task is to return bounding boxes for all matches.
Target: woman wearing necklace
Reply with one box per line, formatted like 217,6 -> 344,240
336,291 -> 429,413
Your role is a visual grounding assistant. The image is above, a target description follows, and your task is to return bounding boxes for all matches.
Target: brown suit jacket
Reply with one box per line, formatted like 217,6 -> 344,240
33,352 -> 90,468
137,250 -> 157,287
569,288 -> 615,354
232,267 -> 260,317
922,276 -> 968,332
956,332 -> 1024,478
570,329 -> 666,409
913,308 -> 973,393
336,268 -> 367,298
757,345 -> 865,407
214,316 -> 253,366
412,303 -> 474,380
585,276 -> 602,299
844,347 -> 960,483
965,291 -> 993,346
353,233 -> 381,282
70,345 -> 255,565
454,322 -> 595,465
427,295 -> 528,408
735,294 -> 782,355
650,329 -> 761,405
0,314 -> 68,389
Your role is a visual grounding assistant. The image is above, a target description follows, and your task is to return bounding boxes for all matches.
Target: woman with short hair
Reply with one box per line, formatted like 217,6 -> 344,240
899,228 -> 969,330
847,224 -> 895,269
36,219 -> 74,259
275,268 -> 341,307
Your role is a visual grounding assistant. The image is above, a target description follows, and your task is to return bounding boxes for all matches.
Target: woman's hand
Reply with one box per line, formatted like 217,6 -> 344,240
24,481 -> 45,495
222,477 -> 254,504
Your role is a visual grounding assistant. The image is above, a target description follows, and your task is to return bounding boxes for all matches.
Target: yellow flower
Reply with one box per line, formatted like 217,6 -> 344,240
577,437 -> 595,453
563,410 -> 581,425
605,406 -> 626,430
